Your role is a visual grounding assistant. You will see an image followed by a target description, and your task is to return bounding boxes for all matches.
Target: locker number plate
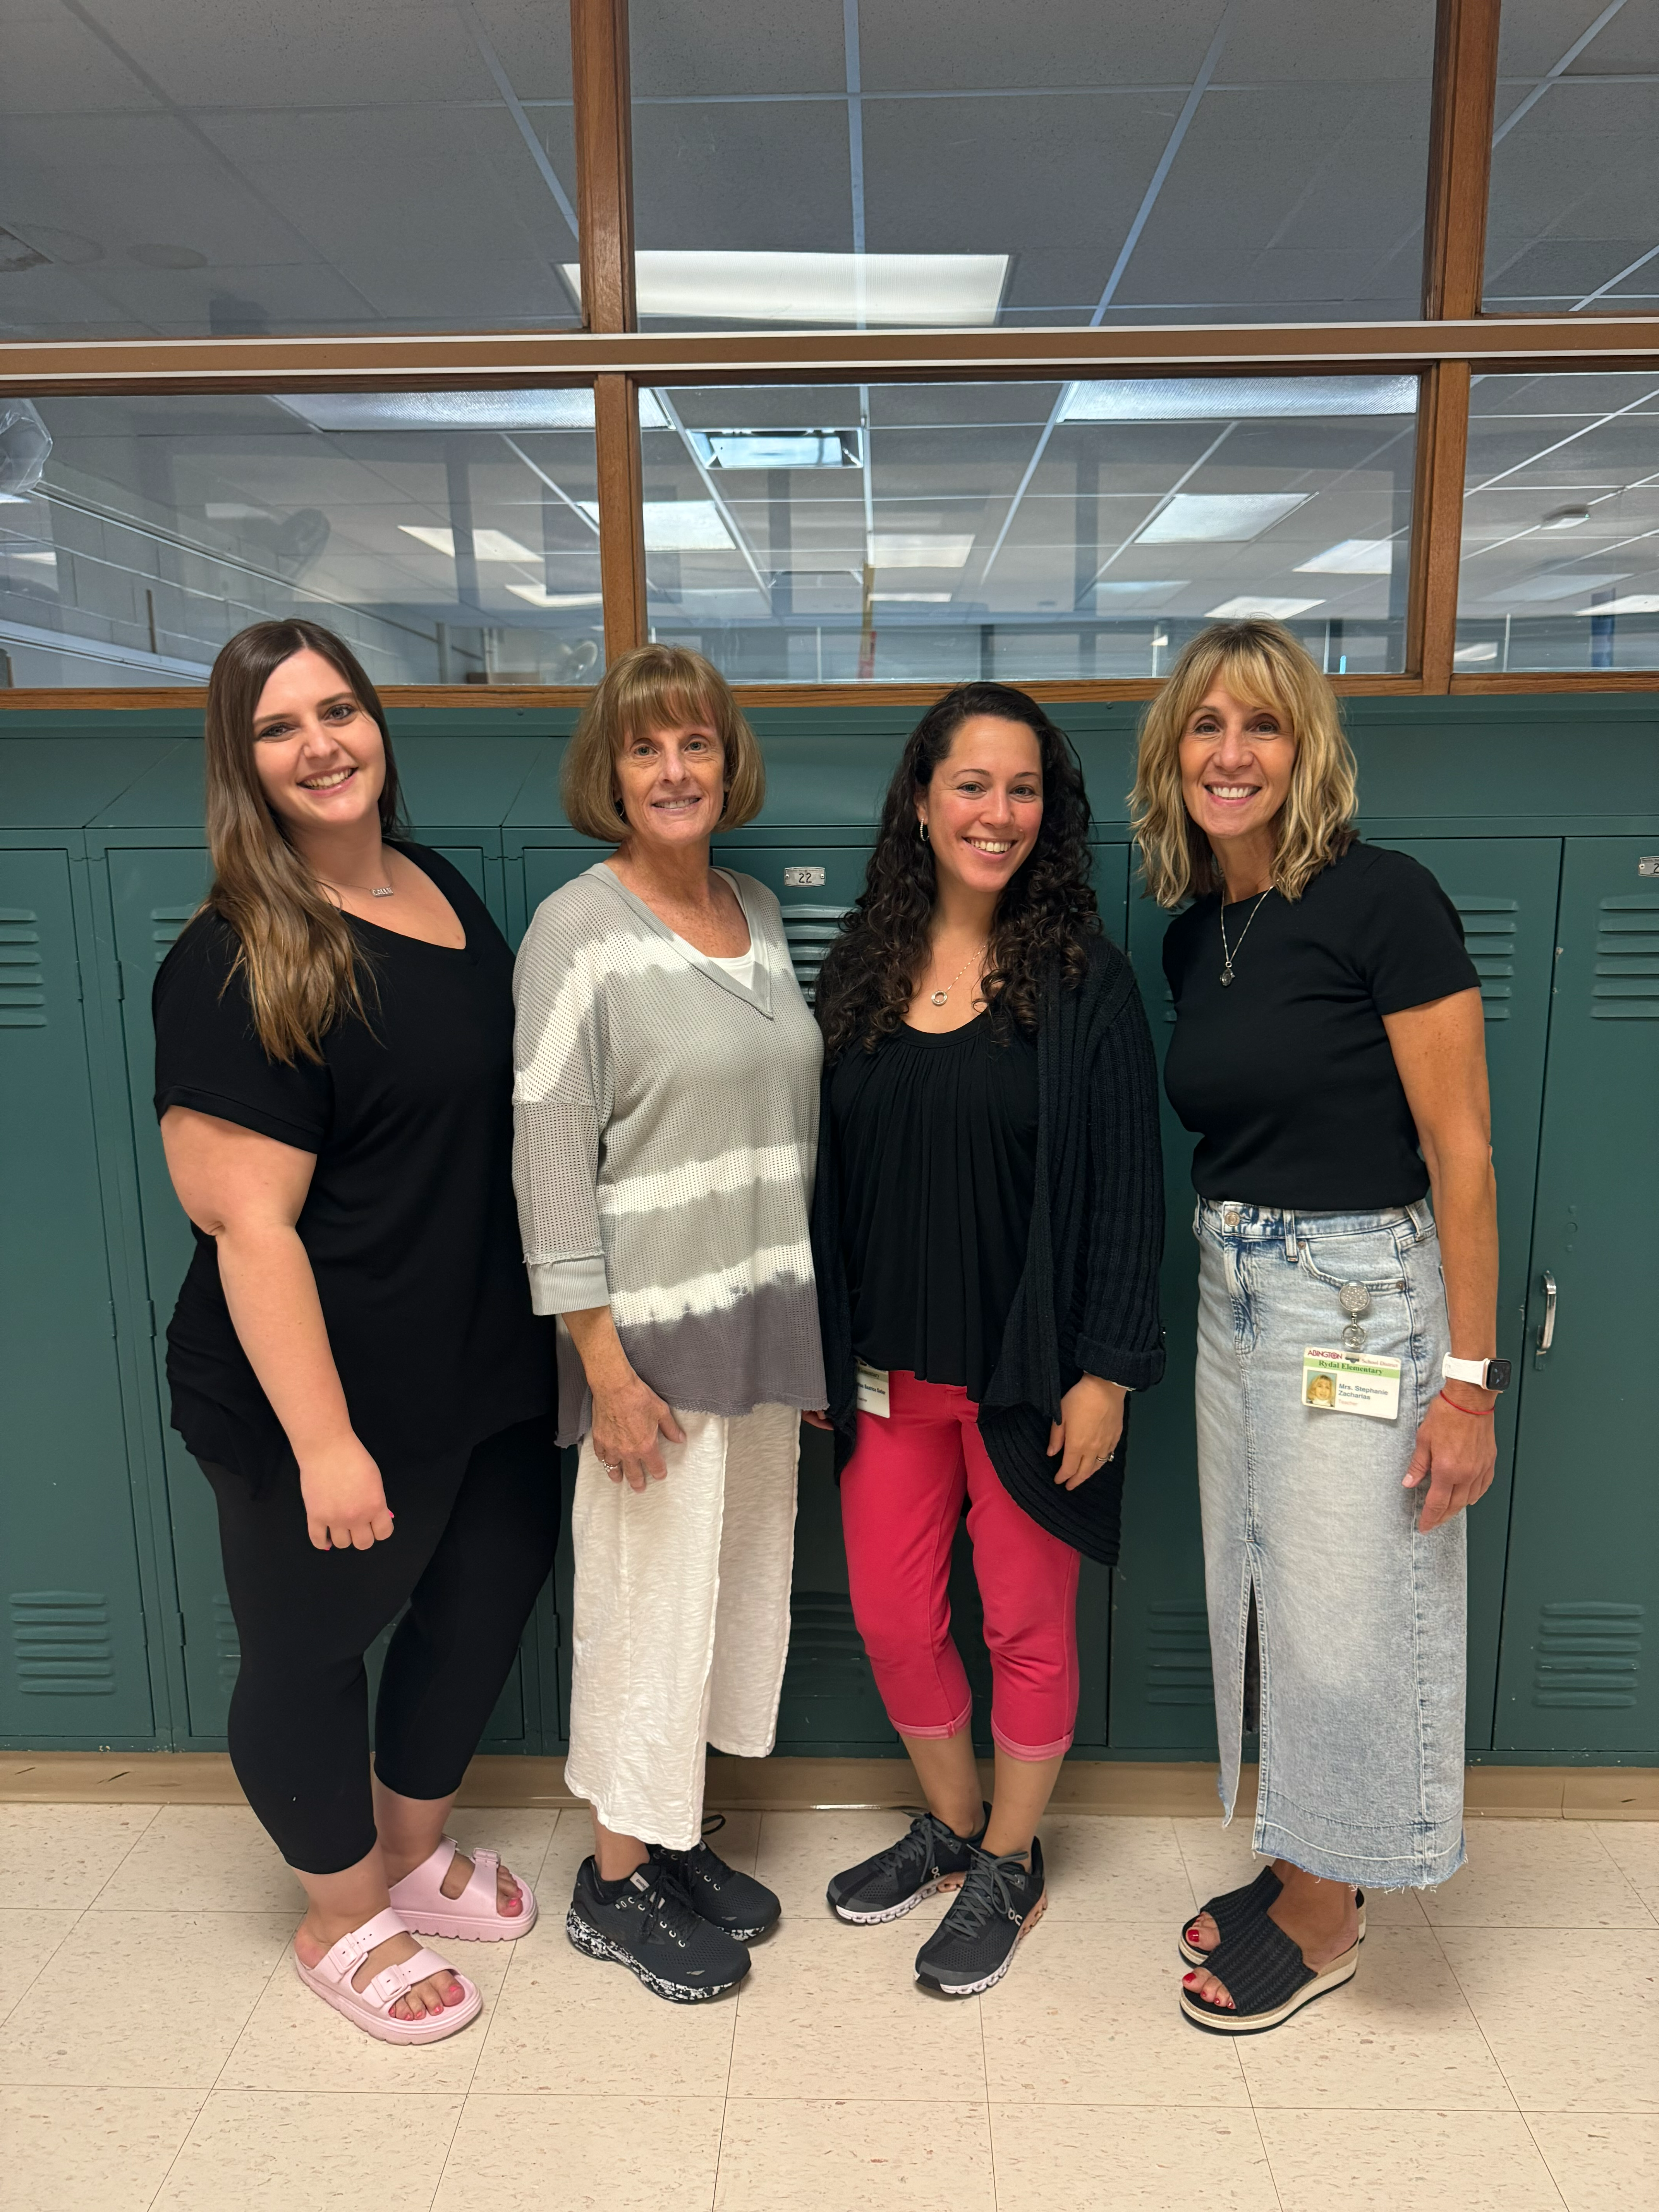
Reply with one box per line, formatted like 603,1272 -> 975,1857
784,865 -> 826,886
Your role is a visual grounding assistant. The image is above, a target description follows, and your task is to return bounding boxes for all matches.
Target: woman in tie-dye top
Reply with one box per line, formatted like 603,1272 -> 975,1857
512,645 -> 823,2005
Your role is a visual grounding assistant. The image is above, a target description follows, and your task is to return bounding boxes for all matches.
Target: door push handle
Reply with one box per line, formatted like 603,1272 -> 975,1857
1537,1269 -> 1558,1357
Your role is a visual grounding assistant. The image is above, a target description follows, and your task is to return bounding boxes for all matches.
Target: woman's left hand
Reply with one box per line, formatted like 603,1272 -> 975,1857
1404,1389 -> 1498,1531
1048,1375 -> 1128,1490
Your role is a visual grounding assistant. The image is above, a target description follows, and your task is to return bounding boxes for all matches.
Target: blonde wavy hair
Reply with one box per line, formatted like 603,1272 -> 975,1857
1131,620 -> 1357,908
561,643 -> 764,840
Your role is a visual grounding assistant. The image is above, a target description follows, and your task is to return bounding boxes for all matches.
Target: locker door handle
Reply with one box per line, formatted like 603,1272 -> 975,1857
1537,1270 -> 1558,1356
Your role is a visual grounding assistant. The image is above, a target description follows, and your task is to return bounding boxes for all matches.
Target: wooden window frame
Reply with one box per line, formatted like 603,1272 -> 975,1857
1,0 -> 1654,710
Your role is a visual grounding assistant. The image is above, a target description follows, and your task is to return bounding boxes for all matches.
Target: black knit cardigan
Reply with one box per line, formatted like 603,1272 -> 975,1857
811,933 -> 1166,1565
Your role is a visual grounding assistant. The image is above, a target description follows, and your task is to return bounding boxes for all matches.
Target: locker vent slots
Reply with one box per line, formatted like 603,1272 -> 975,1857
1532,1602 -> 1643,1710
0,907 -> 44,1027
10,1592 -> 115,1695
1593,896 -> 1659,1019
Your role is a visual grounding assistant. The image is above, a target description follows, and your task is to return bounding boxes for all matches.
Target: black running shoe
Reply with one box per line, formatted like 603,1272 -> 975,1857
913,1837 -> 1047,1998
566,1856 -> 750,2002
647,1815 -> 781,1940
826,1808 -> 987,1926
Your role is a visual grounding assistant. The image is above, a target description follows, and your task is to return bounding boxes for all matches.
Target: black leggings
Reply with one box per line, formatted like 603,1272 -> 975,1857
199,1415 -> 560,1875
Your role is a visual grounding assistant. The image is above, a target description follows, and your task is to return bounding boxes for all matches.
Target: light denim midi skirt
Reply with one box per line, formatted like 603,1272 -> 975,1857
1194,1197 -> 1467,1889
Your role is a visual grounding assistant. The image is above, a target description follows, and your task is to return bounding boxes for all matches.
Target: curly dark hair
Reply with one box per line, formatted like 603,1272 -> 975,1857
816,682 -> 1098,1060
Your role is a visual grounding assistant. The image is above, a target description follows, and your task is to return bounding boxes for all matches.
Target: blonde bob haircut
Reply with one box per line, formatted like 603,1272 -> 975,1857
1131,619 -> 1357,909
561,643 -> 765,840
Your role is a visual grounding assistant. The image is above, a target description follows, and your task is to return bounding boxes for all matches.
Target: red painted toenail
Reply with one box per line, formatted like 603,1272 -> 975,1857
1183,1972 -> 1196,1985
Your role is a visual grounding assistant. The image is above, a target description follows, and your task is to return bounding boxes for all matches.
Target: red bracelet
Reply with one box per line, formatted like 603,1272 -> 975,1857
1437,1389 -> 1495,1418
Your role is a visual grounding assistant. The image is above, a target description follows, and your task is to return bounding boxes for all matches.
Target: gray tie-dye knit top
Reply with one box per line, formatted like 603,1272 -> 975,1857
512,862 -> 826,1442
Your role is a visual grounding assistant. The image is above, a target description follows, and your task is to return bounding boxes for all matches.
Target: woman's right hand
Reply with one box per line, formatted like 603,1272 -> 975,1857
298,1435 -> 395,1552
591,1374 -> 687,1491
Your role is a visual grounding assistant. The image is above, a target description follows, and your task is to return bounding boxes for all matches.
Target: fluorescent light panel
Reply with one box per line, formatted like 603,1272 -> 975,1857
871,534 -> 975,568
400,525 -> 538,561
1579,594 -> 1659,613
1206,595 -> 1324,619
277,391 -> 666,433
873,592 -> 951,602
507,585 -> 604,608
579,500 -> 733,551
1296,538 -> 1396,574
1139,493 -> 1311,543
568,251 -> 1008,327
1063,375 -> 1417,422
692,431 -> 859,470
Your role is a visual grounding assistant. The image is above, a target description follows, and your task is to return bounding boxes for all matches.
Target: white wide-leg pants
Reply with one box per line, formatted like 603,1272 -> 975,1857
563,1402 -> 800,1850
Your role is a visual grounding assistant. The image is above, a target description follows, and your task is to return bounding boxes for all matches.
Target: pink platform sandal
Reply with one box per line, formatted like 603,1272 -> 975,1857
292,1906 -> 481,2044
388,1837 -> 539,1942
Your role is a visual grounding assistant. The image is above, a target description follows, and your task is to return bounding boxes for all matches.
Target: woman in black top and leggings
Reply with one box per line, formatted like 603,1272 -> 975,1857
154,620 -> 556,2045
808,684 -> 1164,1998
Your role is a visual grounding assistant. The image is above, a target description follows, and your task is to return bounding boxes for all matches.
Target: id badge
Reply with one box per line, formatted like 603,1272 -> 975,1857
856,1361 -> 891,1418
1302,1346 -> 1402,1421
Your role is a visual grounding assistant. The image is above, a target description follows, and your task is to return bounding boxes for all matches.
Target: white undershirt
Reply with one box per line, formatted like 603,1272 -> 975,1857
673,934 -> 756,990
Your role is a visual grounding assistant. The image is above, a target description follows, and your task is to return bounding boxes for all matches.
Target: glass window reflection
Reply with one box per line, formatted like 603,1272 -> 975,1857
639,376 -> 1417,683
1484,0 -> 1659,315
628,0 -> 1438,329
0,1 -> 578,338
0,390 -> 601,688
1456,372 -> 1659,673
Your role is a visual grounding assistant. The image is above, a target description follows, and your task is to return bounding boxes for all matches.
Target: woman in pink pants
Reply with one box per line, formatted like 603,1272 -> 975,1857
807,681 -> 1165,1998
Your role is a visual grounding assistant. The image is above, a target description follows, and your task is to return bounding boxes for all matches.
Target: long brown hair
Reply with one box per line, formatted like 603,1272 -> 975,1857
815,682 -> 1097,1060
202,619 -> 407,1063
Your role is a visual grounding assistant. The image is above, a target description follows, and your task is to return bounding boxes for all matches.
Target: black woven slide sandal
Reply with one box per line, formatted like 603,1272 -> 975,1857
1178,1869 -> 1367,1966
1179,1913 -> 1359,2035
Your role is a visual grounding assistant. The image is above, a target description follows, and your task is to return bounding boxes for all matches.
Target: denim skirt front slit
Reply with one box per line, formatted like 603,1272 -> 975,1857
1193,1197 -> 1467,1891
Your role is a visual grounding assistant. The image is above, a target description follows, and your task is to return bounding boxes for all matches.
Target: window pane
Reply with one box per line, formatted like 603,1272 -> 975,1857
0,2 -> 577,337
638,377 -> 1416,682
1484,0 -> 1659,314
0,391 -> 601,687
627,0 -> 1437,328
1456,371 -> 1659,673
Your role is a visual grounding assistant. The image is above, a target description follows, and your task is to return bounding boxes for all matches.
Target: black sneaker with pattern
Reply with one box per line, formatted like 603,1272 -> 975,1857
566,1855 -> 750,2002
913,1836 -> 1047,1997
826,1807 -> 988,1926
647,1814 -> 781,1940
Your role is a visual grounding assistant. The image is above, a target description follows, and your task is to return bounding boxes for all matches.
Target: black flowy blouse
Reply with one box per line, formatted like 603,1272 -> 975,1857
153,843 -> 553,1489
812,933 -> 1166,1563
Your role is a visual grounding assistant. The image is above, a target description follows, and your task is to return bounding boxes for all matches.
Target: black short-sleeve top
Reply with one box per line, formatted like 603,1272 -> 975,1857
1161,841 -> 1480,1211
829,1014 -> 1039,1404
153,843 -> 553,1482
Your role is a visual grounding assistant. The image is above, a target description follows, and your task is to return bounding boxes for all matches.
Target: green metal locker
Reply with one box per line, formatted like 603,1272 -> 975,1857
0,847 -> 153,1740
1496,838 -> 1659,1754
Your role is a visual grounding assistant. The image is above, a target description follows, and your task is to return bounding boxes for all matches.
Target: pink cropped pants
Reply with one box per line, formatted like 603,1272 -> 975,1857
840,1370 -> 1082,1760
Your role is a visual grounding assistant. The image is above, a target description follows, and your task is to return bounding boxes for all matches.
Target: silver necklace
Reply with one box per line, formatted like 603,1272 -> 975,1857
927,941 -> 986,1008
1218,890 -> 1272,986
320,857 -> 395,898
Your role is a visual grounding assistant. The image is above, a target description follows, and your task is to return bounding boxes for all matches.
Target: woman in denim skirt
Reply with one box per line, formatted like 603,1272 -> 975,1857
1133,620 -> 1502,2035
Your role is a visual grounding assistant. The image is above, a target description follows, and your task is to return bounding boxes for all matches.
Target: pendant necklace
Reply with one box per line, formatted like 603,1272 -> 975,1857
928,941 -> 986,1008
1218,889 -> 1271,987
320,855 -> 396,898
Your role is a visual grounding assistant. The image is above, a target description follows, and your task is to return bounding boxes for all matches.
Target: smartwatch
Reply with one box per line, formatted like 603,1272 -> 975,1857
1442,1354 -> 1512,1393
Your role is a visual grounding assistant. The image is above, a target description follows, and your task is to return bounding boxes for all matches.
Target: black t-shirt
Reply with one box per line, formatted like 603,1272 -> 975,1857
830,1013 -> 1038,1403
153,843 -> 552,1485
1161,842 -> 1479,1210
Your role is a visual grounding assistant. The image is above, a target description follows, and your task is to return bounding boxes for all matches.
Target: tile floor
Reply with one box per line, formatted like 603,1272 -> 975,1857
0,1801 -> 1654,2210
